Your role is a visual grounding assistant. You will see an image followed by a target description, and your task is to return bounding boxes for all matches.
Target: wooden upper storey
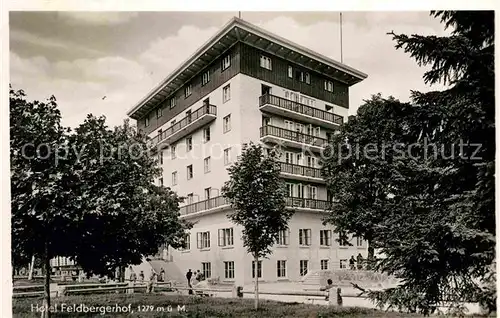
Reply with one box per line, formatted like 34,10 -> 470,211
128,17 -> 367,134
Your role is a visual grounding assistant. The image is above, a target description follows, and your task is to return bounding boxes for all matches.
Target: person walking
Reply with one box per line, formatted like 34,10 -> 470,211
147,269 -> 157,293
138,270 -> 144,282
356,253 -> 364,270
186,269 -> 193,287
159,268 -> 165,282
349,256 -> 356,270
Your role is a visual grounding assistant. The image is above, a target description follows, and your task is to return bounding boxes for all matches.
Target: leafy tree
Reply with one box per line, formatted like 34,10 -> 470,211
322,94 -> 414,265
10,88 -> 190,317
67,115 -> 191,278
222,143 -> 292,310
322,11 -> 495,315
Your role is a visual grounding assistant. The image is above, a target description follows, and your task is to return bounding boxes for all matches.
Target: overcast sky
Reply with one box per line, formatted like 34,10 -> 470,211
10,11 -> 449,129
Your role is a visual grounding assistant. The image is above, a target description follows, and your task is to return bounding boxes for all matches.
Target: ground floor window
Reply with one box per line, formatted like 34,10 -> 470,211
340,259 -> 347,269
202,262 -> 211,279
224,261 -> 234,279
277,260 -> 286,278
320,259 -> 329,270
300,260 -> 308,276
252,260 -> 262,278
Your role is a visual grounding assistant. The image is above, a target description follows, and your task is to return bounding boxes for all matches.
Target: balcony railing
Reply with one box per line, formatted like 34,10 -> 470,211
179,195 -> 329,216
259,94 -> 343,126
260,125 -> 328,148
149,104 -> 217,146
179,196 -> 229,215
284,197 -> 330,210
279,162 -> 323,179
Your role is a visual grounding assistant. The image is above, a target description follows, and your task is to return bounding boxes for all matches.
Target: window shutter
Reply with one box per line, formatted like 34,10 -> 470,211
218,229 -> 224,246
197,232 -> 202,249
207,231 -> 211,247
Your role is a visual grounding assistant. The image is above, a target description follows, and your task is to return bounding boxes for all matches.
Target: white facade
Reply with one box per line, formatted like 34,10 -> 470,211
147,73 -> 367,286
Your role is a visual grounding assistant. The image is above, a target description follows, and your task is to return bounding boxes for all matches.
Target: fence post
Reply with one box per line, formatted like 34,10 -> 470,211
336,288 -> 343,307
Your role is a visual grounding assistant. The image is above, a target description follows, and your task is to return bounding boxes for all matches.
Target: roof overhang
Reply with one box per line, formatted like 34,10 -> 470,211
128,17 -> 368,120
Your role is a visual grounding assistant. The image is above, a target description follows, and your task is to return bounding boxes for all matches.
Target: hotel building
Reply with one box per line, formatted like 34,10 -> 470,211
127,17 -> 368,286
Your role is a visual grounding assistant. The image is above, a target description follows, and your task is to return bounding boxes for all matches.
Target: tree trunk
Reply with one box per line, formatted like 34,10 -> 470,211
367,240 -> 375,270
28,255 -> 35,280
254,255 -> 259,310
42,240 -> 51,318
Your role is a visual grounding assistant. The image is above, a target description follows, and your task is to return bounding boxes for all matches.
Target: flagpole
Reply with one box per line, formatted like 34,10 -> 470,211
340,12 -> 343,63
238,11 -> 241,19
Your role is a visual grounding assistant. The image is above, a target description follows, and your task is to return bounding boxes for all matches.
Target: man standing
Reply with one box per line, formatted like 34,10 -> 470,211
186,269 -> 193,287
356,253 -> 364,270
349,256 -> 356,270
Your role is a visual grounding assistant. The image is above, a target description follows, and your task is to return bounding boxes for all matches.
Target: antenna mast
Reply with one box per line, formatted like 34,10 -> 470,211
340,12 -> 343,63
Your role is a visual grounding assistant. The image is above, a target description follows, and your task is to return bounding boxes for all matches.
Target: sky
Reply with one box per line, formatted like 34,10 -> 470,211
9,11 -> 450,129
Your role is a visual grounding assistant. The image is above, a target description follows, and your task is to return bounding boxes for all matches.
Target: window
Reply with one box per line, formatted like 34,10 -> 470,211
156,107 -> 163,118
186,110 -> 192,123
202,70 -> 210,86
204,157 -> 211,173
222,55 -> 231,70
224,261 -> 235,279
171,171 -> 178,186
186,137 -> 193,151
305,72 -> 310,84
223,115 -> 231,133
144,116 -> 150,127
300,260 -> 308,276
218,228 -> 234,247
321,259 -> 329,270
306,186 -> 317,200
299,229 -> 311,246
171,119 -> 176,126
197,231 -> 211,249
187,193 -> 194,204
324,80 -> 334,92
288,66 -> 293,78
294,70 -> 302,82
277,229 -> 290,245
202,262 -> 211,279
171,145 -> 176,159
340,259 -> 348,269
224,148 -> 231,165
356,236 -> 364,247
277,260 -> 286,278
182,234 -> 190,250
260,55 -> 272,70
204,187 -> 211,200
252,260 -> 262,278
325,104 -> 333,112
187,165 -> 193,180
223,84 -> 231,103
185,84 -> 192,97
203,127 -> 211,143
320,230 -> 332,246
169,97 -> 176,109
159,178 -> 163,187
339,232 -> 349,247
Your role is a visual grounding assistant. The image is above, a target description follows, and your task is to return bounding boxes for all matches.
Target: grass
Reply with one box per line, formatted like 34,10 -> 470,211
13,293 -> 422,317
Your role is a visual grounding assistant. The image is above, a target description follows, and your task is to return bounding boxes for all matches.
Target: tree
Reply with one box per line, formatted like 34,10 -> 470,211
322,11 -> 495,315
10,88 -> 190,317
322,94 -> 414,265
221,143 -> 292,310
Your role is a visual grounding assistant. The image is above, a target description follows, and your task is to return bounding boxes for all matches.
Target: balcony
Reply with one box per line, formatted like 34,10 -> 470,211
259,94 -> 343,130
179,196 -> 229,216
149,104 -> 217,149
279,162 -> 325,184
179,195 -> 329,217
260,125 -> 328,152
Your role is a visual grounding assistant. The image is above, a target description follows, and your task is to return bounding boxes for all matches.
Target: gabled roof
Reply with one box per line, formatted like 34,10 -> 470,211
128,17 -> 367,120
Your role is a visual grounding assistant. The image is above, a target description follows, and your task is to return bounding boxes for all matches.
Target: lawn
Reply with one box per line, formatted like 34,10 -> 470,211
12,293 -> 421,317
